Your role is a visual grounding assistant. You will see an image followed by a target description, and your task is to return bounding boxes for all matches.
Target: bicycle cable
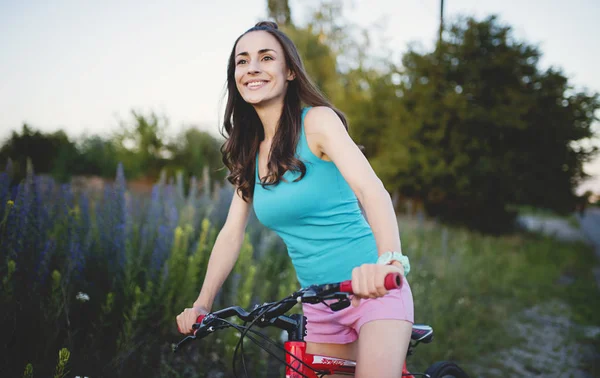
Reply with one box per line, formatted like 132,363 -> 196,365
220,318 -> 325,378
232,298 -> 288,378
227,292 -> 327,378
233,297 -> 290,377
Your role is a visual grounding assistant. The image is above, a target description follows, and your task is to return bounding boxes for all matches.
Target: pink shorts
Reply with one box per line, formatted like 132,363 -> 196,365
302,278 -> 414,344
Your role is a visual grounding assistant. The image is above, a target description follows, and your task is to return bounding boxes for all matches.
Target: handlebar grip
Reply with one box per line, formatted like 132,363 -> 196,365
192,314 -> 206,334
384,272 -> 402,290
338,272 -> 402,293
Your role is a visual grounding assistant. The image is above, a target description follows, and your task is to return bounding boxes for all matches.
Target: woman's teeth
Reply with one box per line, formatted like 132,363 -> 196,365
248,81 -> 267,89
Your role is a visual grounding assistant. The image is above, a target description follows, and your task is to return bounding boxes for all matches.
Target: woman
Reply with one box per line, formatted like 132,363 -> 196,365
176,21 -> 414,378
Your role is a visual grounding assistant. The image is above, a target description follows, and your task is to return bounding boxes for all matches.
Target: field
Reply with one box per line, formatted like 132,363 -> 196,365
1,166 -> 598,377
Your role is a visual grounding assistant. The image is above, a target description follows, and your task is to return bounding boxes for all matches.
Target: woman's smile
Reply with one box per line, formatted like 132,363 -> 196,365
246,80 -> 270,90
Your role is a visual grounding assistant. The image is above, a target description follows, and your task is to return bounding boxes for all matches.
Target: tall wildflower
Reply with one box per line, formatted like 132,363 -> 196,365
232,234 -> 256,309
35,239 -> 55,285
185,218 -> 211,301
165,225 -> 193,312
33,175 -> 55,249
78,193 -> 93,258
22,363 -> 33,378
0,198 -> 14,261
97,164 -> 127,280
2,259 -> 16,299
53,348 -> 70,378
10,160 -> 47,291
113,163 -> 127,270
151,224 -> 171,278
0,171 -> 10,215
61,183 -> 85,285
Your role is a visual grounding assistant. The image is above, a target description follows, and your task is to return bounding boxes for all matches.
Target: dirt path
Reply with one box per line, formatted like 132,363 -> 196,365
466,211 -> 600,377
578,208 -> 600,289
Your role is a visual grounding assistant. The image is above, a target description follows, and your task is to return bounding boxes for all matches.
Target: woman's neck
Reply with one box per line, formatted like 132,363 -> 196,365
254,103 -> 284,141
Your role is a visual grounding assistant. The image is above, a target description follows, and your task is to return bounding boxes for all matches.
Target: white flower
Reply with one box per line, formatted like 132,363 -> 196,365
76,292 -> 90,302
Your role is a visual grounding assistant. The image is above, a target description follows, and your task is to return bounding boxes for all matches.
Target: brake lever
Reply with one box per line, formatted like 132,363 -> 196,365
329,297 -> 351,311
301,290 -> 351,310
172,335 -> 196,352
174,317 -> 228,353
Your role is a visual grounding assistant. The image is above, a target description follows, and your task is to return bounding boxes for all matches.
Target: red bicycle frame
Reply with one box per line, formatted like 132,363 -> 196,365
284,341 -> 414,377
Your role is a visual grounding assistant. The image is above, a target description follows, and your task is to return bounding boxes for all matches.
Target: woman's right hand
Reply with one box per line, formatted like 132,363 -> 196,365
176,305 -> 209,335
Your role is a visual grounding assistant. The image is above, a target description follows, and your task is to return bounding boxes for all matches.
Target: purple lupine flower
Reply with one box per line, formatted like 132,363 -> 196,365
139,223 -> 150,257
115,162 -> 126,195
12,181 -> 31,260
113,163 -> 127,269
33,175 -> 50,237
29,175 -> 46,255
78,193 -> 93,256
150,224 -> 172,278
97,165 -> 127,275
2,193 -> 19,261
68,239 -> 85,284
164,184 -> 179,230
35,239 -> 56,285
145,184 -> 163,245
0,172 -> 10,209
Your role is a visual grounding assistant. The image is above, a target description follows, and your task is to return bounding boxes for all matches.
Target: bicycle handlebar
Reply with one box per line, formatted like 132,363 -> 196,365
173,272 -> 403,353
193,272 -> 402,332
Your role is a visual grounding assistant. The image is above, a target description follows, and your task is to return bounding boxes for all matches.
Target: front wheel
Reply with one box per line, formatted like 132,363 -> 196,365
424,361 -> 469,378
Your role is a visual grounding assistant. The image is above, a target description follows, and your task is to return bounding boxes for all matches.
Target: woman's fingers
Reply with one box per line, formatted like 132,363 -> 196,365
352,263 -> 401,301
176,307 -> 204,334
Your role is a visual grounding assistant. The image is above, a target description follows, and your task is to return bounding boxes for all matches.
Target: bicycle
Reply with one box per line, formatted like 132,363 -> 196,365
174,272 -> 469,377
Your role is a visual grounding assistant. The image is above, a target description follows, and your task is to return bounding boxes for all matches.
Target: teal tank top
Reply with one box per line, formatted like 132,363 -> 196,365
253,107 -> 378,287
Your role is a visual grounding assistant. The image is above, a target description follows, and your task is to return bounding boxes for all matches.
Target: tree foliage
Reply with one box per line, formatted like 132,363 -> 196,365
0,125 -> 80,183
0,111 -> 225,192
282,5 -> 598,232
371,16 -> 599,231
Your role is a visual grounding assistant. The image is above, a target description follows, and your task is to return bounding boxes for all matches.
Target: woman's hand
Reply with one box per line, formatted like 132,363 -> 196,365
176,305 -> 209,335
350,261 -> 404,307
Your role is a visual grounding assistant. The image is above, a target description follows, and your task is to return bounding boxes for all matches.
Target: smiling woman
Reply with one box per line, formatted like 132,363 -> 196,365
220,21 -> 350,195
176,20 -> 414,378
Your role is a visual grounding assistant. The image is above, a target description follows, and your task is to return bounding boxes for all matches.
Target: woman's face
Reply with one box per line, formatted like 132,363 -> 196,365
234,31 -> 295,107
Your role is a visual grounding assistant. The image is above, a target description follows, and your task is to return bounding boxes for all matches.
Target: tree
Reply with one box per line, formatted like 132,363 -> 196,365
0,125 -> 81,183
267,0 -> 291,26
377,15 -> 599,232
112,110 -> 171,180
75,135 -> 120,177
165,127 -> 226,185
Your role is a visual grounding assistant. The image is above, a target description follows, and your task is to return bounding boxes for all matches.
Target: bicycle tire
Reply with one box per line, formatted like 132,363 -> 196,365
424,361 -> 469,378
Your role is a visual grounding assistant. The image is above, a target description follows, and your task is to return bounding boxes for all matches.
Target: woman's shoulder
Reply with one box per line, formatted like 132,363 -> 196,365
303,106 -> 345,136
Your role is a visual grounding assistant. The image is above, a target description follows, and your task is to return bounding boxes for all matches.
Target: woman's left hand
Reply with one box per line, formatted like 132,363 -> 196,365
350,261 -> 404,307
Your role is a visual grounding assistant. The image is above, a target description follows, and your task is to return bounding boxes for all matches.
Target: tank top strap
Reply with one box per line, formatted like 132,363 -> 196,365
298,106 -> 324,163
299,106 -> 312,149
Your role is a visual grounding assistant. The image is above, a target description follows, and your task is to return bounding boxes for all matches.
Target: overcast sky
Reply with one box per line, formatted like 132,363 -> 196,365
1,0 -> 599,193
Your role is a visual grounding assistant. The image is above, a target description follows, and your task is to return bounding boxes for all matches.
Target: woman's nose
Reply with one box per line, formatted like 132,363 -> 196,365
248,59 -> 261,73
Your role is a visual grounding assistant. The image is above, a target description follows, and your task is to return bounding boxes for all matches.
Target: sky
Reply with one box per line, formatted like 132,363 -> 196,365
1,0 -> 599,193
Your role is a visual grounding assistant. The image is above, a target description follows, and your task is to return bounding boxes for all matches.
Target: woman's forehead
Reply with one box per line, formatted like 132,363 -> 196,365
235,31 -> 282,55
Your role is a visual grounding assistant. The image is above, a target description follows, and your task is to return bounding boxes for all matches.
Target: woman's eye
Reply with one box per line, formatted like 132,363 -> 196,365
236,59 -> 247,65
262,56 -> 273,61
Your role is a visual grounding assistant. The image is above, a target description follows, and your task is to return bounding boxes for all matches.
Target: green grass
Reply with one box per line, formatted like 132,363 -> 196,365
397,215 -> 599,373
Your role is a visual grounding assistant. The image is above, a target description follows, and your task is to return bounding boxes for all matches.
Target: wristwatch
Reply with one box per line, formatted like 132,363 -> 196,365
377,251 -> 410,276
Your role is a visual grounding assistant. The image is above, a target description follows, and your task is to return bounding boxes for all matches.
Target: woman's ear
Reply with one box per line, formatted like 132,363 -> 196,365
287,70 -> 296,81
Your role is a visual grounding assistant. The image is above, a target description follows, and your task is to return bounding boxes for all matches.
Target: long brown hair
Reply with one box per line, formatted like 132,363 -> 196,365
220,21 -> 348,202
